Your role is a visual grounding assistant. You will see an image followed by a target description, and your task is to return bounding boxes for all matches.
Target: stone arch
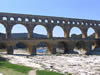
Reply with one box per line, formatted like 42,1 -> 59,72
15,42 -> 29,55
52,25 -> 66,38
0,23 -> 6,39
11,24 -> 29,39
75,41 -> 87,54
57,42 -> 68,54
33,25 -> 49,38
87,27 -> 98,38
35,42 -> 52,55
69,26 -> 83,38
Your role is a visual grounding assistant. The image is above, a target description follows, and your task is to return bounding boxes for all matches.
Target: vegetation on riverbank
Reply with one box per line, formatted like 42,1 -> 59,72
0,55 -> 33,75
36,70 -> 64,75
36,70 -> 72,75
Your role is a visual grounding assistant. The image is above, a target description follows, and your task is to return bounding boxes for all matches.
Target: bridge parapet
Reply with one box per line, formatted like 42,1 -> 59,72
0,12 -> 100,27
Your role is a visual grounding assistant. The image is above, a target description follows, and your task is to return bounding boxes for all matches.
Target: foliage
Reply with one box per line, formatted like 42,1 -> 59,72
71,33 -> 95,38
36,70 -> 64,75
0,56 -> 33,74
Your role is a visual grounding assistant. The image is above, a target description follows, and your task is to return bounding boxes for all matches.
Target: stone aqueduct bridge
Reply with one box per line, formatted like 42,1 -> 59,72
0,12 -> 100,55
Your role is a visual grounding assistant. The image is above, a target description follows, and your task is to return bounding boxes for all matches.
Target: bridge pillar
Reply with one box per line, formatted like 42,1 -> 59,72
51,47 -> 56,54
48,33 -> 52,38
7,45 -> 14,54
6,25 -> 12,39
27,26 -> 33,39
47,45 -> 56,54
48,29 -> 52,38
27,45 -> 36,55
96,28 -> 100,38
82,29 -> 87,38
82,33 -> 87,38
28,32 -> 33,39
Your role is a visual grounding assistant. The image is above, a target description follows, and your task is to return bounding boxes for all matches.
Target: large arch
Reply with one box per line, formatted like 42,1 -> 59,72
87,27 -> 97,38
0,23 -> 6,39
69,27 -> 83,38
52,26 -> 66,38
11,24 -> 28,39
33,25 -> 48,38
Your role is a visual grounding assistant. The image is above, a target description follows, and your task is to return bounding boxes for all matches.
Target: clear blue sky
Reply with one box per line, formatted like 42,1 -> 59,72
0,0 -> 99,37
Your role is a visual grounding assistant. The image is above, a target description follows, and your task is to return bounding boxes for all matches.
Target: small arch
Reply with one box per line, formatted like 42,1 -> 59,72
2,17 -> 7,20
87,27 -> 97,38
81,22 -> 84,25
0,23 -> 6,39
53,26 -> 66,37
10,17 -> 14,21
98,24 -> 100,26
85,23 -> 88,26
69,27 -> 82,38
94,23 -> 97,26
39,19 -> 42,22
25,18 -> 29,22
90,23 -> 92,26
18,17 -> 22,21
62,21 -> 65,24
11,24 -> 28,39
32,18 -> 36,22
77,22 -> 80,25
51,20 -> 54,23
72,21 -> 75,24
67,21 -> 70,24
45,19 -> 48,23
33,25 -> 49,38
57,20 -> 60,23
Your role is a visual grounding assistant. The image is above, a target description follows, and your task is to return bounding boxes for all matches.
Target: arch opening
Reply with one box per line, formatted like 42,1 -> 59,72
69,27 -> 82,38
0,24 -> 6,39
33,25 -> 48,38
87,27 -> 96,38
11,24 -> 28,39
53,26 -> 65,38
74,41 -> 87,54
14,42 -> 28,55
36,42 -> 50,55
57,42 -> 68,54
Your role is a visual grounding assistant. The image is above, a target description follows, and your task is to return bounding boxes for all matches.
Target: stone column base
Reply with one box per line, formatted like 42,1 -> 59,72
7,46 -> 14,55
28,46 -> 36,56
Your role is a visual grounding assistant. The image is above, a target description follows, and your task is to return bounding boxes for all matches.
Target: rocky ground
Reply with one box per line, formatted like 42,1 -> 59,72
1,49 -> 100,75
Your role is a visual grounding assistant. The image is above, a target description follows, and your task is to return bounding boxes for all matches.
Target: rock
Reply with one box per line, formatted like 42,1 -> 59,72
1,49 -> 100,75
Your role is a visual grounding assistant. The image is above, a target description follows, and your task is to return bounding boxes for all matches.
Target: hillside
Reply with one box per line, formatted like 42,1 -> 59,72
0,33 -> 47,38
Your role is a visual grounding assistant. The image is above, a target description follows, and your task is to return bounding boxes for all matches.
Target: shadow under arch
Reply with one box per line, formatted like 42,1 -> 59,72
11,24 -> 29,39
87,27 -> 97,38
52,25 -> 66,38
0,23 -> 6,39
57,42 -> 70,54
14,42 -> 29,56
0,43 -> 7,54
69,26 -> 83,38
0,43 -> 7,49
33,25 -> 49,38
